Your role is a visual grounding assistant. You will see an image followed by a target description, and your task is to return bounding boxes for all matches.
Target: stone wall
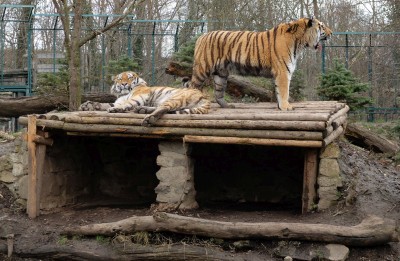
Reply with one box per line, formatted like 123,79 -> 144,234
0,132 -> 29,207
155,141 -> 198,210
317,142 -> 343,209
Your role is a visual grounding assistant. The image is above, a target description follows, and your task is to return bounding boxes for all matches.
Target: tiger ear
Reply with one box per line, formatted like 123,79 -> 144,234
307,16 -> 314,27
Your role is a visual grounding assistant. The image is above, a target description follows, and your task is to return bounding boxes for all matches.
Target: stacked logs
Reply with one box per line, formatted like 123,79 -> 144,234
18,101 -> 349,148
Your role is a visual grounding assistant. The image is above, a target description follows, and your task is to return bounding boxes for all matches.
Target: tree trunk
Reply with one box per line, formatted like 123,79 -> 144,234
0,93 -> 116,117
345,123 -> 400,155
165,62 -> 273,101
63,212 -> 399,247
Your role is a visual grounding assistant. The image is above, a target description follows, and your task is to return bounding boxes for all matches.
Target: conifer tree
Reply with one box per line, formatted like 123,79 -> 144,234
318,60 -> 372,110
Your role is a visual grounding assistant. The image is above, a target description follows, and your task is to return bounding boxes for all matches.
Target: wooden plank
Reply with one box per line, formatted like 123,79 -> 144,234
35,136 -> 47,219
27,115 -> 38,218
302,149 -> 319,213
183,135 -> 323,148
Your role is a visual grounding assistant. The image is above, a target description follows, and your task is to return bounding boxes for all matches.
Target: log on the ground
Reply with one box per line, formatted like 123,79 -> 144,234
165,61 -> 273,101
345,123 -> 400,154
0,241 -> 255,261
0,93 -> 116,118
63,213 -> 399,247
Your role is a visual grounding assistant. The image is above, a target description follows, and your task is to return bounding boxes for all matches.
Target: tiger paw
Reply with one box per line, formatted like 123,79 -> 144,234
133,106 -> 148,114
142,115 -> 159,127
107,107 -> 125,113
279,101 -> 294,111
79,101 -> 102,111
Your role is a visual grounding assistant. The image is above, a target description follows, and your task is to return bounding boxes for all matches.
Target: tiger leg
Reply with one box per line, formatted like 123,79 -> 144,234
274,73 -> 293,111
142,107 -> 169,127
213,74 -> 234,108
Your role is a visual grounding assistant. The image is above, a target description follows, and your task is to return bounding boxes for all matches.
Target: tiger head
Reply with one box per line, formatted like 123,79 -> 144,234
110,71 -> 147,97
287,17 -> 332,51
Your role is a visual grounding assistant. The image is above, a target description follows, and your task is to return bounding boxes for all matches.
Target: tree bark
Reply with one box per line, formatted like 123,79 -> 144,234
63,213 -> 399,247
0,93 -> 115,117
345,123 -> 400,154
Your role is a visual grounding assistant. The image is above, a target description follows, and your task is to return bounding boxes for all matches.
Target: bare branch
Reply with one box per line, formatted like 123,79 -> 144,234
78,0 -> 142,47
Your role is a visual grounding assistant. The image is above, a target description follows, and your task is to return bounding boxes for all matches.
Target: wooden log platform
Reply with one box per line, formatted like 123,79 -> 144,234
18,101 -> 349,218
19,101 -> 348,148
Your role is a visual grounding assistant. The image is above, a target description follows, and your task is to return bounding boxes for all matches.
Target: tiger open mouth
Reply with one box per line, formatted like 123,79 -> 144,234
314,41 -> 322,51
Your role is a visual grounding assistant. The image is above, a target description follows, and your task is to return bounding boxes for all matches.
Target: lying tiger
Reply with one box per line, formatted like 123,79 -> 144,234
79,71 -> 211,127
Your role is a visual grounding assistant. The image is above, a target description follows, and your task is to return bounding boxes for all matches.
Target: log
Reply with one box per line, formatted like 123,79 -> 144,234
227,75 -> 273,102
62,115 -> 327,131
0,242 -> 252,261
183,135 -> 323,148
73,110 -> 331,122
0,92 -> 116,117
165,61 -> 273,101
323,126 -> 344,147
18,117 -> 324,140
302,149 -> 319,213
345,123 -> 400,154
63,213 -> 399,247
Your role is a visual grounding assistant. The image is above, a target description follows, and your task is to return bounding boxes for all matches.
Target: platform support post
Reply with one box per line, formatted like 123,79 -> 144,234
27,115 -> 47,218
302,148 -> 319,213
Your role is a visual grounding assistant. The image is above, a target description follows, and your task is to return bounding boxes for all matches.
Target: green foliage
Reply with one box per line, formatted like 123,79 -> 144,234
318,60 -> 373,110
96,235 -> 110,244
35,59 -> 69,94
290,69 -> 306,101
172,35 -> 199,65
106,55 -> 141,84
57,235 -> 68,245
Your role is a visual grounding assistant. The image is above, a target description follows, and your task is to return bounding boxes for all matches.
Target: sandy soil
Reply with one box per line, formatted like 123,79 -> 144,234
0,138 -> 399,260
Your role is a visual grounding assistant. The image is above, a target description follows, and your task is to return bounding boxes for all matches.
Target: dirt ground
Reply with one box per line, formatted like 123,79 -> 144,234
0,136 -> 399,260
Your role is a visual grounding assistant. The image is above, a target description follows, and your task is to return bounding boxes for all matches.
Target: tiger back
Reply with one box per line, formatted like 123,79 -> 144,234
187,17 -> 332,110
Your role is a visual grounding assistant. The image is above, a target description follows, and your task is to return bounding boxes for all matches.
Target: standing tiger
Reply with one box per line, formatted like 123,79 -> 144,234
79,71 -> 211,127
185,17 -> 332,110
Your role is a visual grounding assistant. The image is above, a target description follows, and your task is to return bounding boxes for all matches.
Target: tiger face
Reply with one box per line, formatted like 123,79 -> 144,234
301,17 -> 332,51
110,71 -> 147,97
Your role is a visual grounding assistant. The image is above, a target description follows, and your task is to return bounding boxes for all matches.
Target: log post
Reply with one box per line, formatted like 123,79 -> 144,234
27,115 -> 48,219
302,149 -> 319,213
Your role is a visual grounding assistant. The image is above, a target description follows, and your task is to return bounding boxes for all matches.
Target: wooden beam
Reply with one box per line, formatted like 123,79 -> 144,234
183,135 -> 323,148
27,115 -> 38,218
302,149 -> 319,213
27,116 -> 48,219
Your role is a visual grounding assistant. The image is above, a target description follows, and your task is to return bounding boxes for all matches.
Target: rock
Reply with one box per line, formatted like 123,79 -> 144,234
320,143 -> 340,159
158,141 -> 187,155
319,159 -> 340,177
324,244 -> 349,261
157,154 -> 188,167
232,240 -> 254,251
275,242 -> 349,261
318,176 -> 342,187
284,257 -> 293,261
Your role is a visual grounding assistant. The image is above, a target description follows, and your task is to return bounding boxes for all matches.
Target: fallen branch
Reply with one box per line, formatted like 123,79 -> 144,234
345,123 -> 400,154
0,93 -> 116,117
63,213 -> 399,247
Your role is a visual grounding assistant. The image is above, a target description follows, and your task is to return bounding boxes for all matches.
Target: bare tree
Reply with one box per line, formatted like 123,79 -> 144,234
51,0 -> 138,110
